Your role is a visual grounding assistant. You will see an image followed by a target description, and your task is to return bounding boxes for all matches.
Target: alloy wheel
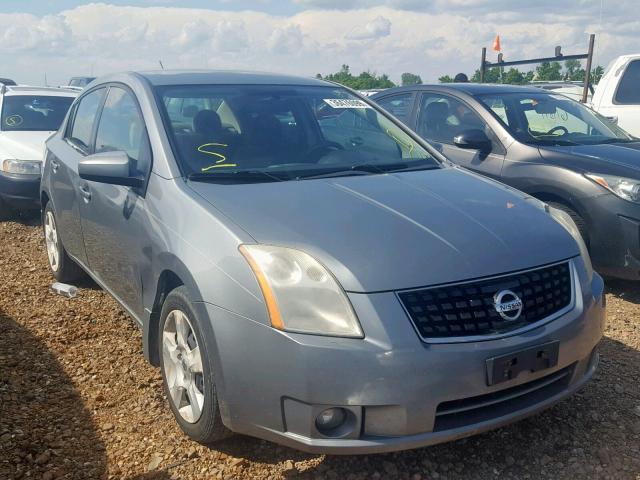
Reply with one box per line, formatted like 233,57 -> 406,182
44,211 -> 60,272
162,310 -> 205,423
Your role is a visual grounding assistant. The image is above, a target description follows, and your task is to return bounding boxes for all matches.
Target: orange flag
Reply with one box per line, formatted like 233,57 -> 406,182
492,35 -> 501,52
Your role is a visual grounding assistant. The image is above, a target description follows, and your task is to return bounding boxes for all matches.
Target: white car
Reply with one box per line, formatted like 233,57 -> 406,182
0,84 -> 77,218
591,54 -> 640,137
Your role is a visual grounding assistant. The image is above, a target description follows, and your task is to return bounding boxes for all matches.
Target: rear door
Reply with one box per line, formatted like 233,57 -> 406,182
414,91 -> 505,179
78,85 -> 152,318
49,87 -> 106,265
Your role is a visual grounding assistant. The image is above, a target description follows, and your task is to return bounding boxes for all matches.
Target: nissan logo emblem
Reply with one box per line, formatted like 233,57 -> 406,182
493,289 -> 523,321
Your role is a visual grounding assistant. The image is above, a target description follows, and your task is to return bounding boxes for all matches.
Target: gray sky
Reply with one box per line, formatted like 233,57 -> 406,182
0,1 -> 634,86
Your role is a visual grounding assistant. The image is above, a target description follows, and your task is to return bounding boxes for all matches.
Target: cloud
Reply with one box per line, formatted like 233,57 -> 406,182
346,15 -> 391,40
0,2 -> 638,87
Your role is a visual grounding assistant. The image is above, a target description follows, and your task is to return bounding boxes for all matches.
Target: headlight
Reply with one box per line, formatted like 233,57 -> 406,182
2,159 -> 41,175
585,173 -> 640,203
548,206 -> 593,280
240,244 -> 363,337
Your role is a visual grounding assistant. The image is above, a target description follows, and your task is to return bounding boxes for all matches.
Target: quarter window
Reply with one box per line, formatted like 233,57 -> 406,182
67,88 -> 105,152
614,60 -> 640,105
376,93 -> 413,123
95,87 -> 150,176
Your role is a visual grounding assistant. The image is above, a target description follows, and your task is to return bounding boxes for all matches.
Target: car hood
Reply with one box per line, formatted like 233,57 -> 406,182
189,168 -> 579,292
540,141 -> 640,177
0,130 -> 54,161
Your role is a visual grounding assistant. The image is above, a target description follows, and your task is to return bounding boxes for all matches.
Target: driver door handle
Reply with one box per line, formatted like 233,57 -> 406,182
79,184 -> 91,202
51,160 -> 59,173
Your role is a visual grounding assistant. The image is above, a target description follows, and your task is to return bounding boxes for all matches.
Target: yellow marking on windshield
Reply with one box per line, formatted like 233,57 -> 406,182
198,142 -> 236,172
202,163 -> 238,171
385,128 -> 415,158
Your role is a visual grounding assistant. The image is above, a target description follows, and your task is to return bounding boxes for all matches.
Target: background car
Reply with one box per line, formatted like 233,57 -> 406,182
373,84 -> 640,280
591,54 -> 640,137
0,84 -> 77,218
529,81 -> 594,103
67,76 -> 96,89
40,71 -> 603,454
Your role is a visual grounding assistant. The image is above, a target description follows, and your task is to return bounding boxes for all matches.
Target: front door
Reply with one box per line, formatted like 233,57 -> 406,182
78,85 -> 152,318
414,92 -> 505,179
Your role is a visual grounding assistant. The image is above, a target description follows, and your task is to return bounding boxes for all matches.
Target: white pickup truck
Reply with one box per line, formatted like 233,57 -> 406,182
591,54 -> 640,137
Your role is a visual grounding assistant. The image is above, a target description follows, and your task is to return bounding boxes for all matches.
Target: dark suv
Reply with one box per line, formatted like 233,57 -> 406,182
373,84 -> 640,280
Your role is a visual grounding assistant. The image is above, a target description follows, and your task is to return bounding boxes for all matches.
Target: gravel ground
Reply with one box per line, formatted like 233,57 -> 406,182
0,214 -> 639,480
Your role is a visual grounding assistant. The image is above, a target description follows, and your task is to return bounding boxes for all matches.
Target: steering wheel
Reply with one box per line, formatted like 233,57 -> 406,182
546,126 -> 569,136
307,142 -> 345,162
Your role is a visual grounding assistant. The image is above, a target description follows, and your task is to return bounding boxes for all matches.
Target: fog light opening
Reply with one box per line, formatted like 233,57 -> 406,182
314,407 -> 355,438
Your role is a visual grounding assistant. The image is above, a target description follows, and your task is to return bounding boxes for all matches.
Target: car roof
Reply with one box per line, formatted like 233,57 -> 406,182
372,83 -> 545,97
133,70 -> 332,87
1,85 -> 78,97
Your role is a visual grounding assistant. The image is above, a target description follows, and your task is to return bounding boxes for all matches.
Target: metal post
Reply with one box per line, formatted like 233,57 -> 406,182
480,47 -> 487,83
582,34 -> 595,103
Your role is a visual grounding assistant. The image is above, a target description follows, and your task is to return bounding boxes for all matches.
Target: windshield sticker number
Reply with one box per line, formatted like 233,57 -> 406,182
324,99 -> 371,109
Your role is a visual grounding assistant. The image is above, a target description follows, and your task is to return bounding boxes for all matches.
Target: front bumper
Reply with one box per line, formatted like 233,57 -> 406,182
202,266 -> 605,454
0,172 -> 40,210
581,193 -> 640,280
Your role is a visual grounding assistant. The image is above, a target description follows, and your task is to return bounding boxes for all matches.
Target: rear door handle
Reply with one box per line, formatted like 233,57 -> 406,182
79,184 -> 91,202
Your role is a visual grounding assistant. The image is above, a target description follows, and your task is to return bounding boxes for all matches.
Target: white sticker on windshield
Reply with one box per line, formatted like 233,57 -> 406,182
324,98 -> 371,109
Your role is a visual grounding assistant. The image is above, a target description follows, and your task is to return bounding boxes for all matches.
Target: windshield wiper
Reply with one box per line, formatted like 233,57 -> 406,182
595,137 -> 637,145
297,161 -> 439,180
188,170 -> 286,183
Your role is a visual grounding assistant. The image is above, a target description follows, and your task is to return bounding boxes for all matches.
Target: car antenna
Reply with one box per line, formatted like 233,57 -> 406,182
159,60 -> 165,70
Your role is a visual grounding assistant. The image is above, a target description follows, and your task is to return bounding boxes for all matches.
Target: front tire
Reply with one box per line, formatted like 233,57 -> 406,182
547,202 -> 590,248
43,202 -> 84,282
159,286 -> 230,444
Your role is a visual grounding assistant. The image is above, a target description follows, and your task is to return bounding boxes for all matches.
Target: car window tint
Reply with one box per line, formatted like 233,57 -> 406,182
615,60 -> 640,105
95,87 -> 150,176
376,93 -> 413,122
316,103 -> 406,159
481,97 -> 510,125
417,93 -> 487,144
1,95 -> 74,132
67,88 -> 104,151
521,99 -> 590,135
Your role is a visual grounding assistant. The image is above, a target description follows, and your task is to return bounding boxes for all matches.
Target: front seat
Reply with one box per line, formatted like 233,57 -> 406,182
421,101 -> 450,142
193,110 -> 224,138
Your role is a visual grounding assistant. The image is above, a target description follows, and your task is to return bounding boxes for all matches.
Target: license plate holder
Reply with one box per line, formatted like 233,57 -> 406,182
486,341 -> 559,386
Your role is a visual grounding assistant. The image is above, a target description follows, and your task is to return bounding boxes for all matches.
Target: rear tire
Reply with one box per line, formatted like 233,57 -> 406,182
547,202 -> 590,248
43,202 -> 85,282
159,286 -> 231,444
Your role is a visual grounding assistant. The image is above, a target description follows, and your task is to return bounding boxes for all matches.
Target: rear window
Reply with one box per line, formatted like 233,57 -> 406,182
1,95 -> 74,131
615,60 -> 640,105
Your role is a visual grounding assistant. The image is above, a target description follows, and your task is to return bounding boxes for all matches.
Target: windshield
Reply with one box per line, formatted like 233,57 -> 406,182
156,84 -> 440,182
478,92 -> 634,146
1,95 -> 74,132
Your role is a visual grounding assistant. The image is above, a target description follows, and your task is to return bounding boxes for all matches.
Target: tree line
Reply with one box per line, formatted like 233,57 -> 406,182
317,60 -> 604,89
438,59 -> 604,85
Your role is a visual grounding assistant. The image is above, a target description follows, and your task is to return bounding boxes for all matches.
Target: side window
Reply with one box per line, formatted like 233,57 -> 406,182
95,87 -> 151,177
67,88 -> 105,152
416,93 -> 488,144
376,93 -> 414,123
615,60 -> 640,105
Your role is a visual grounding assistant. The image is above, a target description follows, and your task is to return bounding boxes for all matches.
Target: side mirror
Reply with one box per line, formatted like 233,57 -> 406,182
453,129 -> 492,151
78,151 -> 143,187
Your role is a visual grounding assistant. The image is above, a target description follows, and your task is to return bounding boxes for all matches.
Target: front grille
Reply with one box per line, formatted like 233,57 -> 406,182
398,262 -> 572,340
433,363 -> 574,432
